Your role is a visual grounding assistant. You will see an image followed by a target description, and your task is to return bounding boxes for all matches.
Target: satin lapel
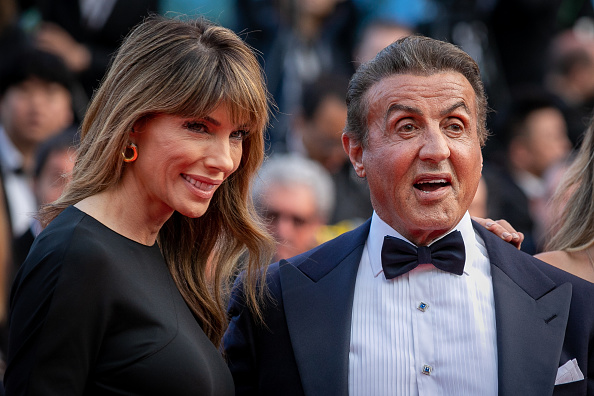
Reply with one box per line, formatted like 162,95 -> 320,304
280,221 -> 370,396
474,224 -> 572,396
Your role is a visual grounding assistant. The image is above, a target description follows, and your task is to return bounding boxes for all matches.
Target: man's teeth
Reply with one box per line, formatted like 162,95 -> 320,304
415,179 -> 449,193
417,179 -> 447,185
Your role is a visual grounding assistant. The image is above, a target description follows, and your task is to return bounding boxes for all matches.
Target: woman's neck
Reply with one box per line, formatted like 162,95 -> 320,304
74,187 -> 171,246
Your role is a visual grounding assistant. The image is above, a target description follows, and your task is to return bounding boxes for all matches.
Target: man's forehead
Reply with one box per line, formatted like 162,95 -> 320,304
365,72 -> 477,115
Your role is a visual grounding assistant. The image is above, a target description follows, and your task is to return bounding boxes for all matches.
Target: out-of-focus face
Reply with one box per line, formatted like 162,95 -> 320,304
0,77 -> 72,149
300,95 -> 348,174
355,25 -> 412,66
259,183 -> 322,260
343,72 -> 483,245
34,148 -> 76,205
299,0 -> 339,18
127,104 -> 245,220
523,107 -> 571,177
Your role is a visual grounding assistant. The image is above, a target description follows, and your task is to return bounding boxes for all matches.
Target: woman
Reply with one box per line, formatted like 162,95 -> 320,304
533,121 -> 594,283
5,15 -> 274,394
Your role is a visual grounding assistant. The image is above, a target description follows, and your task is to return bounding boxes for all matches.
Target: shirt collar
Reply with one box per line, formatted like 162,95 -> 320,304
512,169 -> 546,199
368,211 -> 475,277
0,125 -> 25,173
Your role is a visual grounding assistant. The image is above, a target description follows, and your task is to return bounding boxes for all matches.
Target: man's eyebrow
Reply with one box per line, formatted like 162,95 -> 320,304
383,101 -> 470,124
385,103 -> 423,123
440,101 -> 470,117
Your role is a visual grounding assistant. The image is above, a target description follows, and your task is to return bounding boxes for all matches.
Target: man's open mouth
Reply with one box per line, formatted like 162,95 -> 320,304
414,179 -> 450,192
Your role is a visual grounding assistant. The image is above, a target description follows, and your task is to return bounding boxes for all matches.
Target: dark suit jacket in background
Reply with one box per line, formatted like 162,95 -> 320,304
482,164 -> 540,255
224,219 -> 594,396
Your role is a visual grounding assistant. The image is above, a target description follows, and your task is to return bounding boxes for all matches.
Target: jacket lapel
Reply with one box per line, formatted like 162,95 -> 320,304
279,221 -> 573,395
280,220 -> 370,396
474,224 -> 572,396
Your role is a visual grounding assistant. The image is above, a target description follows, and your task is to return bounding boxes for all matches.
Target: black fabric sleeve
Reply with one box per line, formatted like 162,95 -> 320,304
5,233 -> 111,395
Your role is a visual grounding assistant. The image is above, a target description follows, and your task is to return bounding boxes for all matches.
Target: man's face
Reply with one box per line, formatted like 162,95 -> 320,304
343,72 -> 483,245
299,95 -> 348,174
0,77 -> 72,149
34,148 -> 76,205
259,183 -> 323,260
523,107 -> 570,177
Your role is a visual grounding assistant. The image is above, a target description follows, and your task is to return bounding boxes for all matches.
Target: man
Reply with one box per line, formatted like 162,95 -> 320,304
352,18 -> 412,67
0,48 -> 74,240
12,127 -> 78,268
483,91 -> 571,254
253,154 -> 334,261
0,127 -> 77,360
546,28 -> 594,145
34,0 -> 158,108
224,36 -> 594,395
292,73 -> 373,225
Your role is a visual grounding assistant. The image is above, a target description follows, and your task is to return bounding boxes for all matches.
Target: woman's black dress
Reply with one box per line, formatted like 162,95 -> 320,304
5,206 -> 234,395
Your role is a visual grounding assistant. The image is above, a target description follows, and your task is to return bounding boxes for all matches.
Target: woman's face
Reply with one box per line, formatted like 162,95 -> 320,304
127,103 -> 247,219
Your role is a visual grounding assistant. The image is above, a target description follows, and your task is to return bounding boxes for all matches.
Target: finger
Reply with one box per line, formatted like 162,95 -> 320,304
493,219 -> 523,245
471,216 -> 509,237
512,232 -> 525,250
490,222 -> 524,249
472,216 -> 524,249
470,216 -> 495,227
493,219 -> 518,233
486,221 -> 516,241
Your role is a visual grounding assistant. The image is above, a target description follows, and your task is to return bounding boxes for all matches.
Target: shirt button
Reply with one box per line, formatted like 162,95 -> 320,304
417,301 -> 429,312
422,364 -> 433,376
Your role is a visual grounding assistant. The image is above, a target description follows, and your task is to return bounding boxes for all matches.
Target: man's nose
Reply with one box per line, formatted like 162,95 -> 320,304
418,125 -> 450,163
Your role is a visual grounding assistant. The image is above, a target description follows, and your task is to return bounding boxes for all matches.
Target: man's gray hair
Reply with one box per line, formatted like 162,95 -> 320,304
253,154 -> 335,221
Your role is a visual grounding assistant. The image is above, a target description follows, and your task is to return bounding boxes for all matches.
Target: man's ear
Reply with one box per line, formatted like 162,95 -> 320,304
342,132 -> 365,178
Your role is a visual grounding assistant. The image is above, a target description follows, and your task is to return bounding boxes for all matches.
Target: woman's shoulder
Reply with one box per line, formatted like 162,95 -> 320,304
11,208 -> 119,318
534,250 -> 576,275
35,206 -> 111,257
534,250 -> 572,267
535,249 -> 594,283
22,206 -> 132,280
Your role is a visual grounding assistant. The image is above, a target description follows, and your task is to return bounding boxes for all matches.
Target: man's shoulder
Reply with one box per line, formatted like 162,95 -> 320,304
475,221 -> 594,301
267,219 -> 371,282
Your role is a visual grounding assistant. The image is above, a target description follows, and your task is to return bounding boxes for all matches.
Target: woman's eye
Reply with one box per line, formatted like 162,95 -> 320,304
230,130 -> 249,140
185,121 -> 207,133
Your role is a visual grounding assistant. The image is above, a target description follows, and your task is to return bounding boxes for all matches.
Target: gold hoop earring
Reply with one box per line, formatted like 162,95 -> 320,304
122,143 -> 138,162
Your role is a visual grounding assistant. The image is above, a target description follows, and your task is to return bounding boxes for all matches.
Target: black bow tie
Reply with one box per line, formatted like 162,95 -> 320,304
381,230 -> 466,279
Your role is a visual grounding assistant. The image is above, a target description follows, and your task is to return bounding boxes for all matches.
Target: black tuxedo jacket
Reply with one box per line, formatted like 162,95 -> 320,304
224,219 -> 594,395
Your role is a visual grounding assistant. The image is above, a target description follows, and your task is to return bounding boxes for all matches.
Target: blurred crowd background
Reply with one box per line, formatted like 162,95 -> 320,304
2,0 -> 594,362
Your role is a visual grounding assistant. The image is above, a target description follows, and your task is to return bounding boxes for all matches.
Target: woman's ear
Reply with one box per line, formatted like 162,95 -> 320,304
131,114 -> 152,135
